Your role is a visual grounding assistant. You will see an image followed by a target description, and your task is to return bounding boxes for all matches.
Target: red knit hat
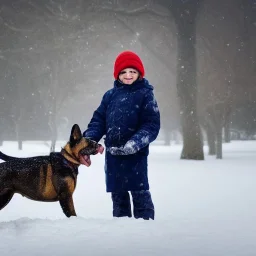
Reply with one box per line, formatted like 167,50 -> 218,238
113,51 -> 145,80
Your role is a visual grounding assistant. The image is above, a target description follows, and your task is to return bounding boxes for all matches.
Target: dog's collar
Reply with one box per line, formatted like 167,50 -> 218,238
61,144 -> 81,165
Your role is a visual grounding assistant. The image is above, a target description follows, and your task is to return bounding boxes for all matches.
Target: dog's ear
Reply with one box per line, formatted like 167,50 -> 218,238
70,124 -> 82,146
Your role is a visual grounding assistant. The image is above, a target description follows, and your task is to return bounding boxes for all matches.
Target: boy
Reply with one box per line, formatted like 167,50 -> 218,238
81,51 -> 160,220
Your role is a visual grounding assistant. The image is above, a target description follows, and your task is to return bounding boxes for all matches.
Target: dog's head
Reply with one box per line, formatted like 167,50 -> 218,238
62,124 -> 100,166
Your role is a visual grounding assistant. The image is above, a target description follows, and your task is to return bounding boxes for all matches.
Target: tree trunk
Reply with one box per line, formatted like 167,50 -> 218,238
48,90 -> 58,152
14,119 -> 23,150
216,125 -> 222,159
224,114 -> 231,143
224,124 -> 231,143
174,6 -> 204,160
180,114 -> 204,159
49,119 -> 57,153
50,139 -> 56,152
173,130 -> 181,145
206,125 -> 216,155
18,140 -> 23,150
164,129 -> 171,146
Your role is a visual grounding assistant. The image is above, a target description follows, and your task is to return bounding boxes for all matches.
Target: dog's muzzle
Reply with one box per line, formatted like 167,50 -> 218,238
79,140 -> 104,167
79,140 -> 102,156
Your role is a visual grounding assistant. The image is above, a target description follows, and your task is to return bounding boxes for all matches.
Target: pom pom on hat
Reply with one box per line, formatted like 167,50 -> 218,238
113,51 -> 145,80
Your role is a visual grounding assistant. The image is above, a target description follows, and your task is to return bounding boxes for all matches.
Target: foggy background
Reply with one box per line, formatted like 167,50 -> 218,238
0,0 -> 255,159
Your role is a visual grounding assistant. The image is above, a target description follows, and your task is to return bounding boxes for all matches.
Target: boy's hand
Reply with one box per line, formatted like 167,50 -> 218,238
109,140 -> 137,155
95,144 -> 105,154
109,146 -> 125,155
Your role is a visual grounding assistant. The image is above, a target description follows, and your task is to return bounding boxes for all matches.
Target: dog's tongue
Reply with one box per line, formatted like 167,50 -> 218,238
80,155 -> 91,167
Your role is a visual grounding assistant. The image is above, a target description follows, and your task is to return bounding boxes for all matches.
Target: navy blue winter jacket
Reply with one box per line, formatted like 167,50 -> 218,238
83,78 -> 160,192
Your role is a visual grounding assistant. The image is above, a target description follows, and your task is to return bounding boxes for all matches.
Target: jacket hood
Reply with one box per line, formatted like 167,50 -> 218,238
114,78 -> 154,91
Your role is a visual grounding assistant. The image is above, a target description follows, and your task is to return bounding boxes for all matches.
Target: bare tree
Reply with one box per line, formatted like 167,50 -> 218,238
157,0 -> 204,159
197,0 -> 255,158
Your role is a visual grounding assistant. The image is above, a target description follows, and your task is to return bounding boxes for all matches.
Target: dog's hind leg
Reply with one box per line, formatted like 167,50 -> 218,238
0,190 -> 14,210
58,193 -> 77,217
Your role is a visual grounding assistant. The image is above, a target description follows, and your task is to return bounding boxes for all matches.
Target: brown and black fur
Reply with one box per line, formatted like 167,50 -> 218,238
0,124 -> 98,218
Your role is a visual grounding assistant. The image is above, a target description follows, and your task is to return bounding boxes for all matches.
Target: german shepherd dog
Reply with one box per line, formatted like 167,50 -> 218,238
0,124 -> 101,217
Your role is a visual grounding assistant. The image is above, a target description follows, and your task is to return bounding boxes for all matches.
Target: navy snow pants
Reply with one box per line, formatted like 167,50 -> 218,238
111,191 -> 154,220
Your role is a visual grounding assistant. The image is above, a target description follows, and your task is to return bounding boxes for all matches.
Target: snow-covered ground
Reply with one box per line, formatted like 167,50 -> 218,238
0,140 -> 256,256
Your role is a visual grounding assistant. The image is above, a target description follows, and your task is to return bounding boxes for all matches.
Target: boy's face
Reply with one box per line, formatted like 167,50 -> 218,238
118,68 -> 140,85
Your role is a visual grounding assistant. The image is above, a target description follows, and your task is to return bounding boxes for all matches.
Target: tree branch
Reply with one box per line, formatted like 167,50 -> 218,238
100,4 -> 170,18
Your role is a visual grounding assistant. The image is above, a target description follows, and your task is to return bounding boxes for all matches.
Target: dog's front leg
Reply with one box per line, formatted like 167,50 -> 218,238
58,192 -> 77,217
57,176 -> 77,217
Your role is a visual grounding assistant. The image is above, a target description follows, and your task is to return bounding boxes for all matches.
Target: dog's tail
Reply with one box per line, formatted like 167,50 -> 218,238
0,151 -> 20,162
